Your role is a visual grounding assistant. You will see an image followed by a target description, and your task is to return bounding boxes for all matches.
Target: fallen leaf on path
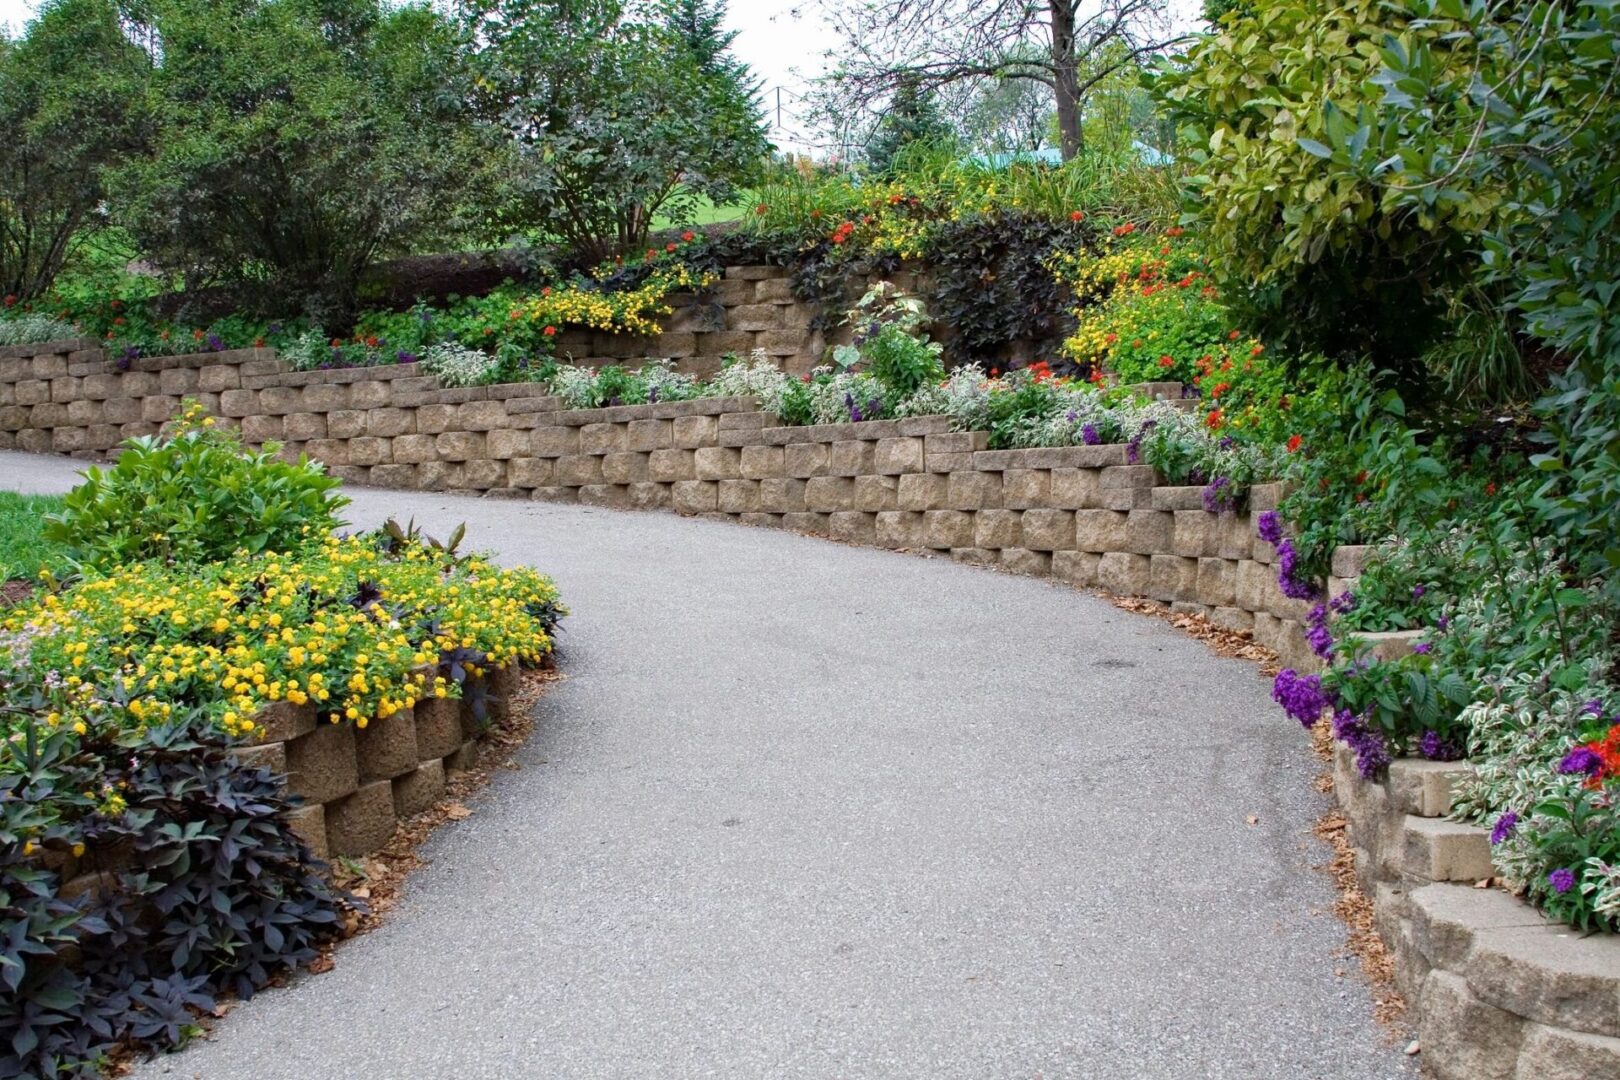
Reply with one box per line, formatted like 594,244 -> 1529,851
445,803 -> 472,820
308,955 -> 335,975
1245,814 -> 1259,826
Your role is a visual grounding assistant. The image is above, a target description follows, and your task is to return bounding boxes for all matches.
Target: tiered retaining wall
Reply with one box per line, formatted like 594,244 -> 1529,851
0,338 -> 1320,670
8,340 -> 1618,1077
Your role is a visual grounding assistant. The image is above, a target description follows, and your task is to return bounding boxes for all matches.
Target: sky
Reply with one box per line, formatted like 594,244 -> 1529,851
0,0 -> 1205,155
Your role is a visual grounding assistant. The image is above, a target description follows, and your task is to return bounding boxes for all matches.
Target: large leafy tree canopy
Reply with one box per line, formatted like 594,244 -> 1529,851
468,0 -> 769,264
0,0 -> 149,302
110,0 -> 482,318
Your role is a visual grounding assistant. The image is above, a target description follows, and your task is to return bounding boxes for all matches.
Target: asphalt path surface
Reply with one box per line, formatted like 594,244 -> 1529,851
1,450 -> 1411,1079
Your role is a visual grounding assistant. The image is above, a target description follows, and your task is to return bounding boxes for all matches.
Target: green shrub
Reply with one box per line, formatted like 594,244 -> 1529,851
44,402 -> 347,569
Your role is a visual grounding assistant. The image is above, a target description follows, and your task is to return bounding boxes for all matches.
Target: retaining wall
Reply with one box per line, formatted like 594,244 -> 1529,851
0,340 -> 1320,670
10,340 -> 1617,1078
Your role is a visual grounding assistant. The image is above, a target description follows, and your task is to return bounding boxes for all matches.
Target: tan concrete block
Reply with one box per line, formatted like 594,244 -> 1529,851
626,418 -> 672,452
875,510 -> 925,548
325,779 -> 397,857
1053,549 -> 1101,587
581,422 -> 625,455
1020,509 -> 1076,551
578,484 -> 629,508
782,511 -> 829,536
1001,548 -> 1052,576
950,547 -> 1000,567
947,470 -> 1002,510
1124,509 -> 1174,555
897,471 -> 946,511
364,407 -> 412,438
301,383 -> 349,412
673,414 -> 718,448
414,403 -> 455,435
157,367 -> 197,396
198,364 -> 242,393
1149,554 -> 1198,602
975,509 -> 1022,549
531,425 -> 579,457
829,511 -> 877,544
240,413 -> 284,444
805,475 -> 855,512
924,510 -> 974,549
432,430 -> 482,462
486,427 -> 530,460
1050,467 -> 1101,510
741,443 -> 785,479
284,722 -> 359,805
1074,509 -> 1126,551
759,478 -> 807,513
508,457 -> 555,488
599,451 -> 648,484
354,708 -> 419,781
785,441 -> 829,478
1097,551 -> 1151,596
285,412 -> 328,441
1417,970 -> 1525,1080
695,445 -> 742,480
347,436 -> 391,467
392,758 -> 446,818
1196,558 -> 1238,608
829,439 -> 875,477
718,479 -> 762,514
1002,469 -> 1051,509
628,482 -> 672,510
854,474 -> 899,511
875,436 -> 924,475
672,479 -> 719,514
1172,510 -> 1216,557
555,454 -> 605,486
648,448 -> 696,482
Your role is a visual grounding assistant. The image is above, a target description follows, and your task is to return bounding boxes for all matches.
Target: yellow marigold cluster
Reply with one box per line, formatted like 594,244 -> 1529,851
525,264 -> 715,337
3,536 -> 563,744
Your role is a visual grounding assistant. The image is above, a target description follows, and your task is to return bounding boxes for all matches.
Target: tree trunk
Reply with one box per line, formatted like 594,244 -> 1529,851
1050,0 -> 1083,160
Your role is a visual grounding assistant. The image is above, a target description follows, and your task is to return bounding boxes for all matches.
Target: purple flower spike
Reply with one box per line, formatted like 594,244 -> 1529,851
1583,699 -> 1605,718
1558,746 -> 1603,776
1256,510 -> 1283,545
1490,812 -> 1519,845
1548,868 -> 1576,895
1412,642 -> 1432,655
1273,669 -> 1333,727
1081,422 -> 1101,446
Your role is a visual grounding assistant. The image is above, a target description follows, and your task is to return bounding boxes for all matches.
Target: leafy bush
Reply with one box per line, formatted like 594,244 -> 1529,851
0,718 -> 352,1078
834,283 -> 945,396
469,0 -> 768,263
1149,0 -> 1480,363
0,0 -> 150,302
44,404 -> 347,570
110,0 -> 483,319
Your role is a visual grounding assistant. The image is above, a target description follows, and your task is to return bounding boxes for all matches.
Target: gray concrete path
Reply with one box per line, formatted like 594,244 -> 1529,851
1,450 -> 1410,1079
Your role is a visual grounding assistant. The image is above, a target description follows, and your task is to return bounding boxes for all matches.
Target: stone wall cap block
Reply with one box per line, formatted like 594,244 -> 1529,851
1151,485 -> 1210,511
1469,921 -> 1620,1038
1332,544 -> 1377,579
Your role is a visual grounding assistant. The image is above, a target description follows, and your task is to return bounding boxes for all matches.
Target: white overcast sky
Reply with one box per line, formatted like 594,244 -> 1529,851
0,0 -> 1204,154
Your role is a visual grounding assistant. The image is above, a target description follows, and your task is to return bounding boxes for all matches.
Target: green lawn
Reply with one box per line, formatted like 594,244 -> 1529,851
0,491 -> 66,583
653,194 -> 747,228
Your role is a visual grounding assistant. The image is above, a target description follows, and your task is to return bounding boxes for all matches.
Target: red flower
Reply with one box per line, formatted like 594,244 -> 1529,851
1228,329 -> 1241,341
681,230 -> 696,242
989,367 -> 1000,378
1070,210 -> 1085,222
1112,222 -> 1136,236
366,336 -> 379,348
801,372 -> 813,383
810,209 -> 823,219
110,299 -> 122,310
1166,226 -> 1184,237
4,294 -> 17,307
542,286 -> 553,297
330,337 -> 342,347
1158,355 -> 1174,369
1251,344 -> 1264,357
1485,481 -> 1498,496
543,325 -> 556,337
1287,435 -> 1303,453
254,337 -> 266,347
666,243 -> 678,253
755,203 -> 768,215
113,316 -> 125,326
1206,409 -> 1224,430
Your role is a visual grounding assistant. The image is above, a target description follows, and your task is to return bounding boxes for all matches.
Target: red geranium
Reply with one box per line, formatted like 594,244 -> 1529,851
681,230 -> 696,242
1070,210 -> 1085,222
543,326 -> 556,337
1287,435 -> 1303,453
1112,222 -> 1136,237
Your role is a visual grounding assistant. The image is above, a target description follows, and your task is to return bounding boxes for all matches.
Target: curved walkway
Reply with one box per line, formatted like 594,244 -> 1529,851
2,451 -> 1409,1079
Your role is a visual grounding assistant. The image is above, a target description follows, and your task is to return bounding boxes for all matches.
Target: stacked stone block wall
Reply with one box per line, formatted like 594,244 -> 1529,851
10,339 -> 1619,1076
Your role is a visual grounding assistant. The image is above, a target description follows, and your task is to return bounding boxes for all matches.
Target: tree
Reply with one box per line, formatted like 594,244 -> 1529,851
813,0 -> 1185,161
0,0 -> 149,302
111,0 -> 482,319
469,0 -> 768,263
961,69 -> 1056,155
865,74 -> 954,171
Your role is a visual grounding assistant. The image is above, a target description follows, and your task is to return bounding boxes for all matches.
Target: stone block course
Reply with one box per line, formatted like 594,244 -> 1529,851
854,474 -> 899,512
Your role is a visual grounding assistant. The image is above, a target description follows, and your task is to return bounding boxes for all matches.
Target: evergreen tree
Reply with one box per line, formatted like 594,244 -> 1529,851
865,74 -> 953,172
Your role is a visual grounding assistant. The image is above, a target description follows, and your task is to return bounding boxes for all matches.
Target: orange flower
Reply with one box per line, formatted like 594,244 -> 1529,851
755,203 -> 768,215
1228,329 -> 1241,341
330,337 -> 342,347
1112,222 -> 1136,236
1166,226 -> 1184,237
1070,210 -> 1085,222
